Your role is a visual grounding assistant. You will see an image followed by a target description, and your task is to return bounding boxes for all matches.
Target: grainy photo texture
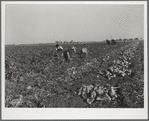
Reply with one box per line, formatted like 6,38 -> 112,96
4,2 -> 145,109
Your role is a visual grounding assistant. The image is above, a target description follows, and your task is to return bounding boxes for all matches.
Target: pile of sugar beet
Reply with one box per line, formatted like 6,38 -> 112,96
65,42 -> 143,107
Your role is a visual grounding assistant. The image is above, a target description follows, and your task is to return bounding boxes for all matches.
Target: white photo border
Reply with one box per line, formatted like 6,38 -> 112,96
1,1 -> 148,120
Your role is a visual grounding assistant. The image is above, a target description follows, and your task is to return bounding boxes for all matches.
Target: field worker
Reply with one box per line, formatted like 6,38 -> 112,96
70,45 -> 76,53
78,47 -> 88,58
63,46 -> 76,62
56,44 -> 63,52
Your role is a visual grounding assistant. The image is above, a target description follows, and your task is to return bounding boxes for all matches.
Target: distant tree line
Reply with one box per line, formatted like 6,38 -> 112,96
105,38 -> 141,45
55,40 -> 86,45
55,37 -> 142,45
106,39 -> 117,45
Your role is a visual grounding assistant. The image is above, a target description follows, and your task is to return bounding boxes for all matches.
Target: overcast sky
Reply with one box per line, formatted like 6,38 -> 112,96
5,4 -> 144,45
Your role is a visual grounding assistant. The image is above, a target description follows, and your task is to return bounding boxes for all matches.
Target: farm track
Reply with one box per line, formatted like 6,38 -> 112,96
5,41 -> 144,108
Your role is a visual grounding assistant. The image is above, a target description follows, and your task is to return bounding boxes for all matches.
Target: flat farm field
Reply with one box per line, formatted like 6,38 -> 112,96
5,41 -> 144,108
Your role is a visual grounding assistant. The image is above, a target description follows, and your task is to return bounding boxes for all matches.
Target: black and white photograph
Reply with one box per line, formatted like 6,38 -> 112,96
2,1 -> 148,120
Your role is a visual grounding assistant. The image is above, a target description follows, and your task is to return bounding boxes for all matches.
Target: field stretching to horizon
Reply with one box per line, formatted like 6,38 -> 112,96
5,40 -> 144,108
